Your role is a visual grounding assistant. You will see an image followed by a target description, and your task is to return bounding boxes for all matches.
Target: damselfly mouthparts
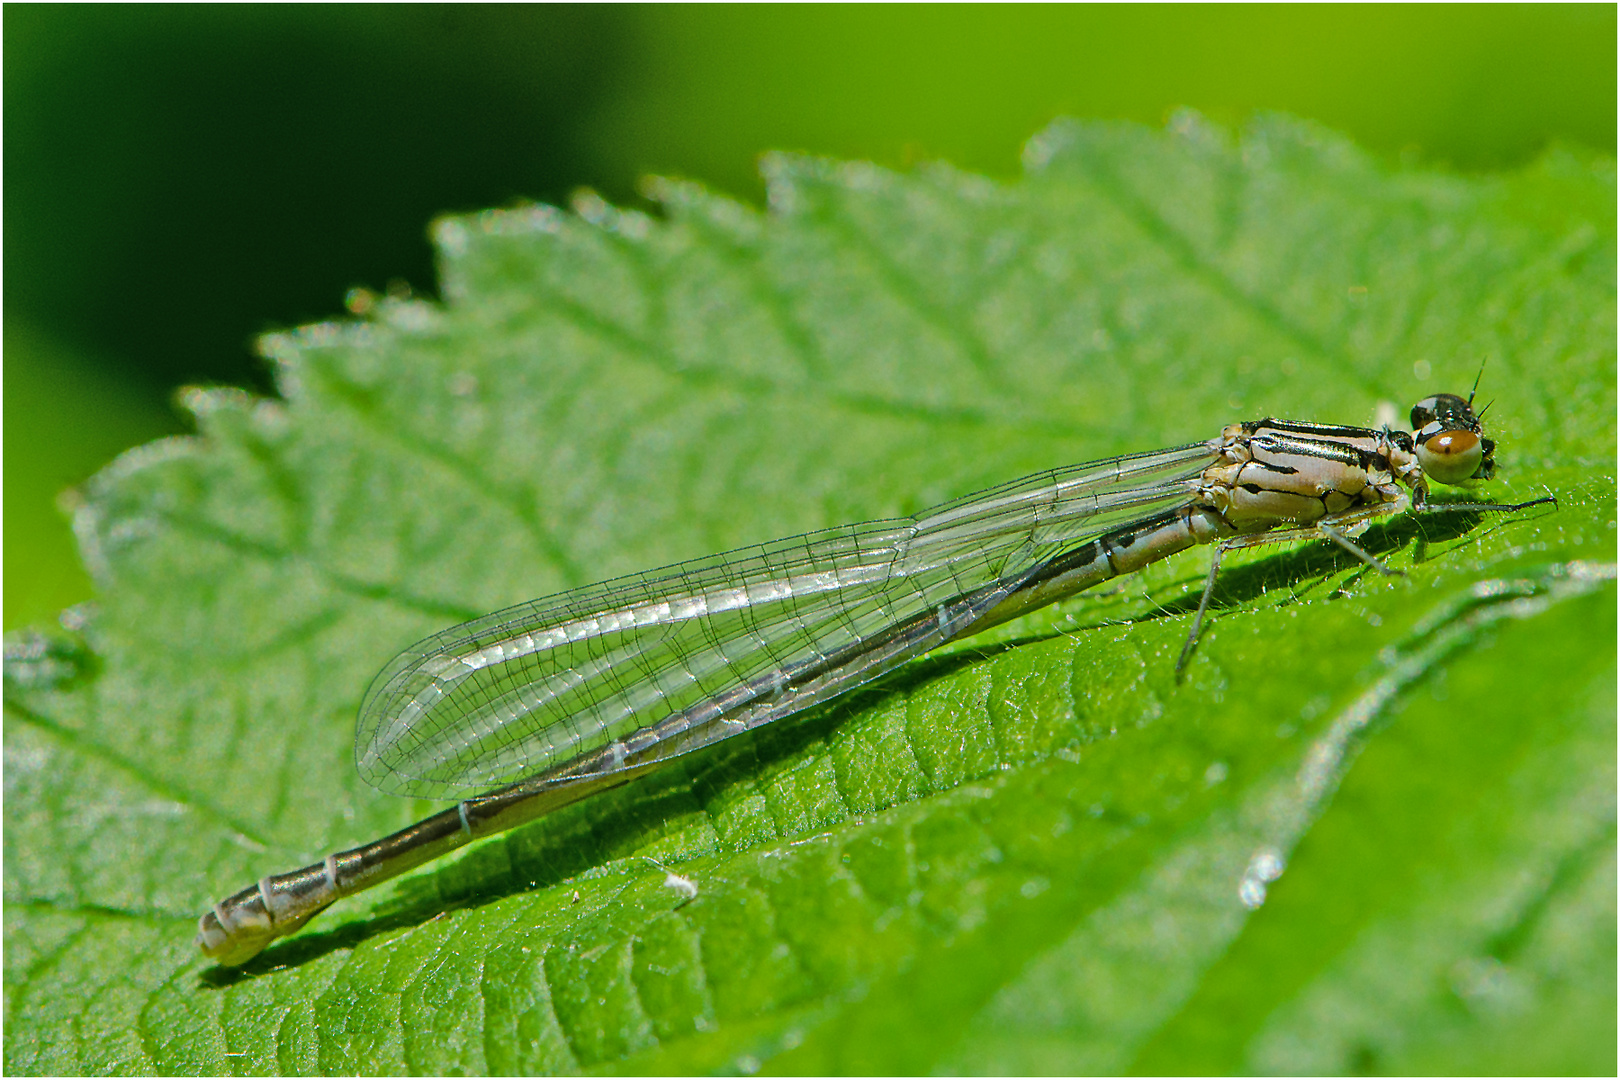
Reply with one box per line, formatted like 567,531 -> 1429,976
197,387 -> 1552,965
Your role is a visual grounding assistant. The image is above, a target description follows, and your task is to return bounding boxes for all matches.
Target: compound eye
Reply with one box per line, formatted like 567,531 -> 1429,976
1409,396 -> 1441,431
1415,429 -> 1484,484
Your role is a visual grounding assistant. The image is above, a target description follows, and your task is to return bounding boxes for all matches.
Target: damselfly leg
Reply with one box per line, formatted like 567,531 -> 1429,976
1174,493 -> 1557,675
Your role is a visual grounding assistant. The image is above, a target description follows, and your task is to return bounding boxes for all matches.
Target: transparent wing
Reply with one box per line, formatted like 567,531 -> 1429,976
356,441 -> 1219,798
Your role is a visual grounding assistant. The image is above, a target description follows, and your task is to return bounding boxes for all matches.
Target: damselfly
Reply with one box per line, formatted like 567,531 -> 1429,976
197,386 -> 1552,965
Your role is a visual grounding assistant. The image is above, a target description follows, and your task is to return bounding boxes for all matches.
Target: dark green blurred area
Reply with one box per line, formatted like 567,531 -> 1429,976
5,4 -> 1615,630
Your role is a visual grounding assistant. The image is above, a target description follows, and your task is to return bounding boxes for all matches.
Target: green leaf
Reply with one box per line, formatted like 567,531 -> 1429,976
5,113 -> 1614,1075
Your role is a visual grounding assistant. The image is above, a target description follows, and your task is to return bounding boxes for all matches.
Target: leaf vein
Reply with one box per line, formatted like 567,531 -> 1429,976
5,700 -> 271,847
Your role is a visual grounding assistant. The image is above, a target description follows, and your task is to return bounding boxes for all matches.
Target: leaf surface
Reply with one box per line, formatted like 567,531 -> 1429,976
5,113 -> 1615,1075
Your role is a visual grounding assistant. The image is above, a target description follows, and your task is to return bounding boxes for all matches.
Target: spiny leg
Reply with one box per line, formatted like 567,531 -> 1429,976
1172,494 -> 1555,676
1176,543 -> 1227,676
1413,495 -> 1557,516
1318,523 -> 1403,577
1175,505 -> 1400,678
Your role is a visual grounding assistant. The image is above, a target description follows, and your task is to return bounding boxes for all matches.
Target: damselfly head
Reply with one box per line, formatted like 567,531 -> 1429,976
1410,392 -> 1496,484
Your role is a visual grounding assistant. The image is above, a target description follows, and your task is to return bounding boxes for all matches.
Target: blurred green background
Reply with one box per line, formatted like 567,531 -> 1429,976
6,4 -> 1615,631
